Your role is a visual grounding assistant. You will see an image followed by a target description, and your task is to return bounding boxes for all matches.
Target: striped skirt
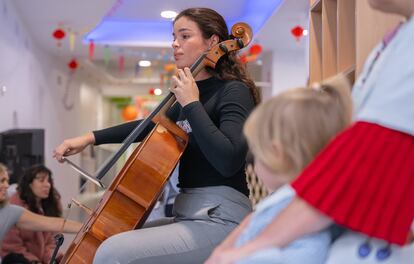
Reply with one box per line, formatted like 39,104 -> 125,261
292,121 -> 414,245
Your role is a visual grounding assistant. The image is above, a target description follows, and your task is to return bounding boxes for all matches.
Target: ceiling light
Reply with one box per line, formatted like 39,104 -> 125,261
138,60 -> 151,67
302,29 -> 309,36
161,10 -> 177,19
154,88 -> 163,96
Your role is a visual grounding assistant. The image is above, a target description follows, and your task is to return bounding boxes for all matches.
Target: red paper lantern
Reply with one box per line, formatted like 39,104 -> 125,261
291,25 -> 304,41
52,28 -> 66,47
68,59 -> 78,70
122,105 -> 138,121
239,52 -> 258,64
149,88 -> 155,95
249,44 -> 262,55
53,29 -> 65,40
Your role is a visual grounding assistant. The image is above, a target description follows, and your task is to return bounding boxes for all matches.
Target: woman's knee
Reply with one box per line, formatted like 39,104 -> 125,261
93,235 -> 124,264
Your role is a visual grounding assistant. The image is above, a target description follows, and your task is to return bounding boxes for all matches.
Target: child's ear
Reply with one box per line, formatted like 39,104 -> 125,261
271,141 -> 283,159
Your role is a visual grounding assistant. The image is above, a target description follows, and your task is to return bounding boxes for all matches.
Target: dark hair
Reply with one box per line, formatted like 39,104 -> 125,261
174,7 -> 261,105
2,253 -> 31,264
17,164 -> 62,217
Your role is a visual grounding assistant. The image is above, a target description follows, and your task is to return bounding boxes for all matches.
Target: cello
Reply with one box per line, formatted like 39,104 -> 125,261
60,22 -> 253,264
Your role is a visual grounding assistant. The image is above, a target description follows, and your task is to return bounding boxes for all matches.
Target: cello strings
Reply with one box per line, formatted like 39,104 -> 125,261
59,180 -> 91,233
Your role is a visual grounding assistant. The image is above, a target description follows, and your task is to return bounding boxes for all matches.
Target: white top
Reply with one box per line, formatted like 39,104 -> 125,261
236,185 -> 330,264
352,16 -> 414,136
326,231 -> 414,264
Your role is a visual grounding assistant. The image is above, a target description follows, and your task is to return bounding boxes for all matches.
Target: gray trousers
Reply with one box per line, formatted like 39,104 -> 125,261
93,186 -> 252,264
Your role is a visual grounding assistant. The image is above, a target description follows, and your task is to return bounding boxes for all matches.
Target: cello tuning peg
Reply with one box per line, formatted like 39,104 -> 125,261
219,43 -> 228,53
236,38 -> 244,49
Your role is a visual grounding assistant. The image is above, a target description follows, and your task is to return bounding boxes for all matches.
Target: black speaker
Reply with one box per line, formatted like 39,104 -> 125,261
0,129 -> 44,184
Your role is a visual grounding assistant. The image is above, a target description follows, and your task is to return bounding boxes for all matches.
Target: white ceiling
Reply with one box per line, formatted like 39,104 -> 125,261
256,0 -> 309,51
10,0 -> 118,60
85,0 -> 284,47
8,0 -> 309,77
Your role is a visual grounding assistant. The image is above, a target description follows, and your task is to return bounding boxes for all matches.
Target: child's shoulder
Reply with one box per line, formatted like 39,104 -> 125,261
255,184 -> 295,213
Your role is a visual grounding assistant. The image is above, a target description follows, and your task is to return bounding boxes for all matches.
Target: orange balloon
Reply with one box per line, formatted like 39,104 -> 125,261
164,63 -> 176,73
245,54 -> 257,62
122,105 -> 138,121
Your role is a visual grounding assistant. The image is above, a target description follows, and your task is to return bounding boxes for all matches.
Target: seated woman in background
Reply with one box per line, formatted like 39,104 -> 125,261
0,164 -> 80,263
206,75 -> 352,264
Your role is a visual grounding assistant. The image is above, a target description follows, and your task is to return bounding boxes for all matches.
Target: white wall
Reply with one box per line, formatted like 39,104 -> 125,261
255,0 -> 309,98
0,1 -> 103,206
271,47 -> 308,94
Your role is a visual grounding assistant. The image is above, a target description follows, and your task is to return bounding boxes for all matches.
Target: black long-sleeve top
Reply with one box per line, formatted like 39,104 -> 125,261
93,77 -> 255,196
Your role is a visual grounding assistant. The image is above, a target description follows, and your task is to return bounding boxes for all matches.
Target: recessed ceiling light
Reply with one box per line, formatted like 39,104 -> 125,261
139,60 -> 151,67
161,10 -> 177,19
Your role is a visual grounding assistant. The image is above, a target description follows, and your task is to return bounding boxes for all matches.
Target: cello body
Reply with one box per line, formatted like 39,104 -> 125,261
61,121 -> 188,263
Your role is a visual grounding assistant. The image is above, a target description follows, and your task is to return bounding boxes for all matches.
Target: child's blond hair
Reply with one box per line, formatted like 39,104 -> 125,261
0,163 -> 8,208
244,74 -> 353,181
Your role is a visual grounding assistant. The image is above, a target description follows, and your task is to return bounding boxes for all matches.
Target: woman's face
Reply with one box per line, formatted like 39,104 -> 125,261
254,159 -> 287,193
30,172 -> 51,200
172,16 -> 212,70
0,172 -> 9,203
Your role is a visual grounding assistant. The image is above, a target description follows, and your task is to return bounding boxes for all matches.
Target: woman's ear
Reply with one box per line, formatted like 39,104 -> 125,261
209,34 -> 219,48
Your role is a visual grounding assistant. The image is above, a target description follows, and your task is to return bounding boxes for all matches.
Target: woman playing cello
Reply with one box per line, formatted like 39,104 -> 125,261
54,7 -> 260,264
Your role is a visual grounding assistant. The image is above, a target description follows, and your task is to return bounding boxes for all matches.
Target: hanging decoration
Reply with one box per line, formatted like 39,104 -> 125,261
249,44 -> 263,55
119,54 -> 125,73
69,32 -> 76,52
67,59 -> 78,71
52,28 -> 66,47
121,105 -> 138,121
291,25 -> 305,41
240,53 -> 257,64
148,88 -> 155,96
239,43 -> 262,64
63,59 -> 77,111
104,45 -> 111,66
89,40 -> 95,60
